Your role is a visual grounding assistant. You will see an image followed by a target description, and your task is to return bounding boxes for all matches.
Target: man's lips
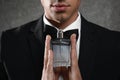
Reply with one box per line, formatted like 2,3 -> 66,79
52,4 -> 70,7
51,3 -> 70,12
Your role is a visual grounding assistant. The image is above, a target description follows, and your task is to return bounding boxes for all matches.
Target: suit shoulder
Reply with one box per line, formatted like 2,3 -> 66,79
88,21 -> 111,32
3,19 -> 39,36
86,20 -> 120,39
88,21 -> 120,34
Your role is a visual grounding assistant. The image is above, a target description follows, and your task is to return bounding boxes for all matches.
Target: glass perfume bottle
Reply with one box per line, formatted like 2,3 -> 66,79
51,30 -> 71,67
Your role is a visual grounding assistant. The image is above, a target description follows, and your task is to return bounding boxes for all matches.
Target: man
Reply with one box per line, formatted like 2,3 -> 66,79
0,0 -> 120,80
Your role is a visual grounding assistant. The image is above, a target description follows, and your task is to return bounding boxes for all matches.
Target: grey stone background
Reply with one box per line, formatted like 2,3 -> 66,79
0,0 -> 120,58
0,0 -> 120,32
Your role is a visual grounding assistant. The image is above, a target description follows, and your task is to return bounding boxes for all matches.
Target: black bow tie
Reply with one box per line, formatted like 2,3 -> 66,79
44,25 -> 79,40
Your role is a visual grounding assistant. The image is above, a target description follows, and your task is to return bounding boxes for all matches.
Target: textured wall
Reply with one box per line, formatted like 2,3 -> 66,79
80,0 -> 120,31
0,0 -> 120,58
0,0 -> 120,32
0,0 -> 43,32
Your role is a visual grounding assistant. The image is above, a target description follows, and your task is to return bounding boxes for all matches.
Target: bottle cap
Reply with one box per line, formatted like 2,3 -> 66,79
57,29 -> 63,38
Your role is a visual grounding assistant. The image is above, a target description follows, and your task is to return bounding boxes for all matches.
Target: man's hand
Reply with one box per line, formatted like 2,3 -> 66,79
68,34 -> 82,80
41,35 -> 59,80
41,34 -> 82,80
62,34 -> 83,80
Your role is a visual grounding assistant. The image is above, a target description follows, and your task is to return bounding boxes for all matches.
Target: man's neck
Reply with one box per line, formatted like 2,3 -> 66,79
45,13 -> 79,29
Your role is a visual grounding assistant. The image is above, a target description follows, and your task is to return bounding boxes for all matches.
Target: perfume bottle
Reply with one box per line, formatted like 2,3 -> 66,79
51,29 -> 71,67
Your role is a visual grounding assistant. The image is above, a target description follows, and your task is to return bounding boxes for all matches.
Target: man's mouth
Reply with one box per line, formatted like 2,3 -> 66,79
51,3 -> 70,12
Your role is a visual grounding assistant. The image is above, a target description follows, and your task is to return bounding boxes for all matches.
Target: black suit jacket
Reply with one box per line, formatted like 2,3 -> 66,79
0,16 -> 120,80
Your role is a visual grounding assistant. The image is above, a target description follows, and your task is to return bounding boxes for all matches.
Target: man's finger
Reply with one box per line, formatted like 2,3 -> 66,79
44,35 -> 51,69
46,50 -> 54,73
70,34 -> 78,67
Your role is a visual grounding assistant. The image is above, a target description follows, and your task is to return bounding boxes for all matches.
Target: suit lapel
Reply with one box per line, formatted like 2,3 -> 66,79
79,16 -> 97,79
26,16 -> 45,78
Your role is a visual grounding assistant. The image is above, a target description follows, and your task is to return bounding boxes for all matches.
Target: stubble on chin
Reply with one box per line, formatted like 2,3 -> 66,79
52,13 -> 68,23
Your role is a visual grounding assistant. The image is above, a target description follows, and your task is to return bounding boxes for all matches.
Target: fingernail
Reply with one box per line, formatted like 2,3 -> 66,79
71,34 -> 76,39
46,35 -> 51,40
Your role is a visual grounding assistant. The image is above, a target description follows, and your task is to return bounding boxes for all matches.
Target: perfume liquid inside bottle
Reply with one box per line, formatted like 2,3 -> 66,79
51,30 -> 71,67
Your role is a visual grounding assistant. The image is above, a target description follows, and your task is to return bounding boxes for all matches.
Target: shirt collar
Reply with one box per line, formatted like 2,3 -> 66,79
43,12 -> 81,32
